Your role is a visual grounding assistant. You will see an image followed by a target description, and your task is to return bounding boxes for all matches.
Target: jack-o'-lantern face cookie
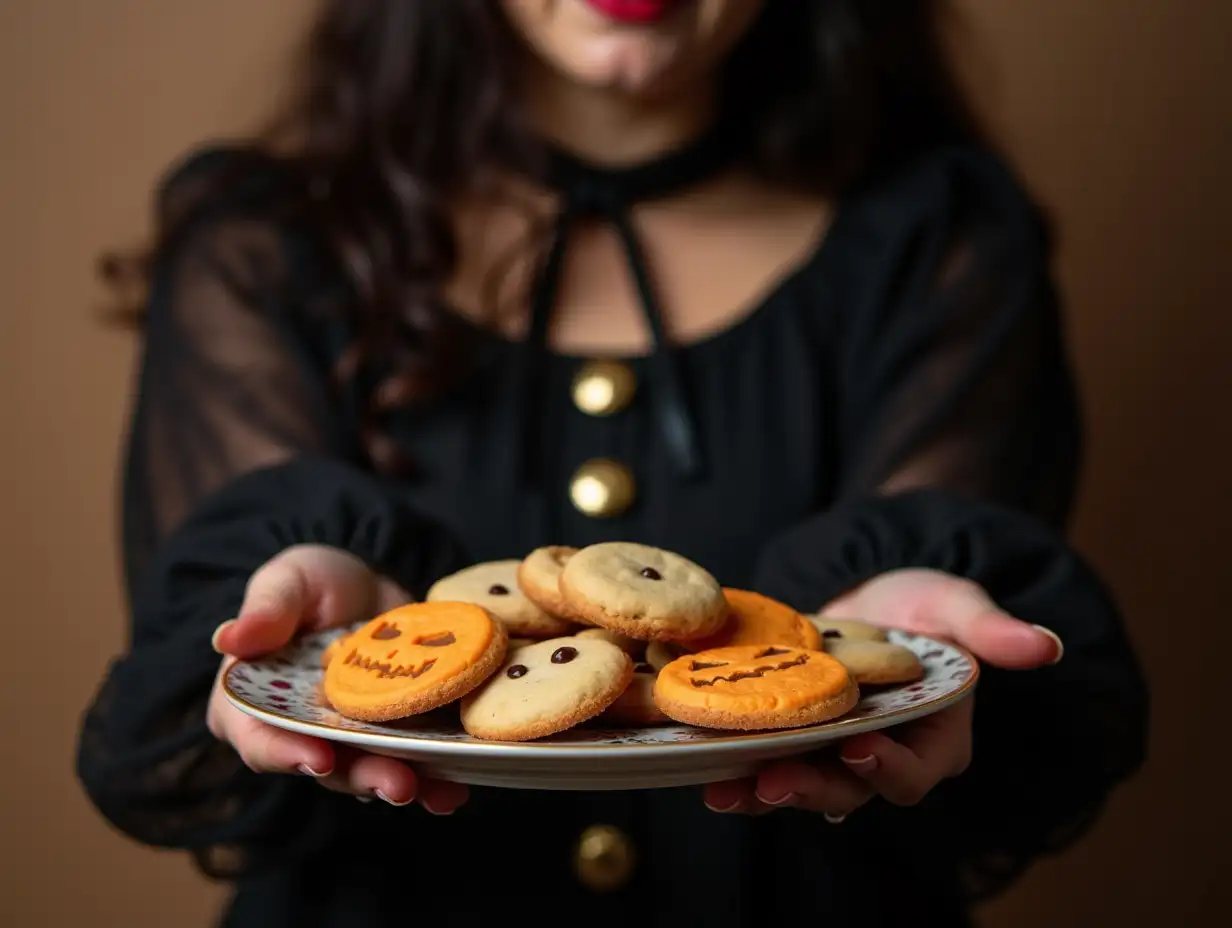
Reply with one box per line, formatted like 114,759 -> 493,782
427,560 -> 574,639
653,645 -> 858,731
690,589 -> 822,651
460,637 -> 633,741
323,602 -> 507,722
517,546 -> 579,620
558,542 -> 728,641
823,638 -> 924,686
807,617 -> 888,643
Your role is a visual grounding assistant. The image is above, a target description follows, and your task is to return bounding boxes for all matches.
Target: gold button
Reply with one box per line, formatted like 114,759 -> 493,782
569,459 -> 636,518
572,360 -> 637,417
574,824 -> 635,892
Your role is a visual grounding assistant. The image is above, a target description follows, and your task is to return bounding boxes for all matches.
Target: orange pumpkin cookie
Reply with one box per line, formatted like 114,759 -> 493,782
558,542 -> 728,641
690,589 -> 822,651
320,633 -> 351,670
823,638 -> 924,685
460,637 -> 633,741
427,560 -> 574,639
653,645 -> 858,731
323,602 -> 507,722
601,661 -> 670,726
319,621 -> 368,669
517,546 -> 579,620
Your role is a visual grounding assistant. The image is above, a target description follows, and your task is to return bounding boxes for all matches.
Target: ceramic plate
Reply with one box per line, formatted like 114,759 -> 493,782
224,628 -> 978,791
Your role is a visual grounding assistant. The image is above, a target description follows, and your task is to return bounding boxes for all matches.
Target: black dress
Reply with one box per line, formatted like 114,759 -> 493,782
77,140 -> 1148,927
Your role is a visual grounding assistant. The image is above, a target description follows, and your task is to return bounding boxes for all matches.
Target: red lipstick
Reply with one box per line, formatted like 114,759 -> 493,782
582,0 -> 685,26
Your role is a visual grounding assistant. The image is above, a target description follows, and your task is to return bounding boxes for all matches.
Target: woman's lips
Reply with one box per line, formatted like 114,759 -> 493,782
581,0 -> 686,26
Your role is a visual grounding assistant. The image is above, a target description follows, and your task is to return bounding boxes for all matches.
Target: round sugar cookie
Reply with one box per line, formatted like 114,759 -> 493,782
808,617 -> 889,643
461,637 -> 633,741
558,542 -> 727,641
427,560 -> 574,639
516,546 -> 579,620
654,645 -> 858,731
823,638 -> 924,685
600,661 -> 670,726
574,627 -> 645,658
323,602 -> 507,722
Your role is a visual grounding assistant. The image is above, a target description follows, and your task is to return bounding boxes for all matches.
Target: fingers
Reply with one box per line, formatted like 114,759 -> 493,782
703,778 -> 761,814
214,557 -> 309,658
317,750 -> 419,805
214,545 -> 390,659
310,751 -> 469,813
753,761 -> 873,818
924,580 -> 1061,670
839,700 -> 973,806
702,761 -> 873,819
416,778 -> 470,816
209,698 -> 337,776
208,693 -> 470,813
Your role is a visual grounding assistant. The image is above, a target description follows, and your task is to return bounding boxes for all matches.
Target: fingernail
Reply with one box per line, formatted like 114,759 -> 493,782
296,764 -> 331,778
825,813 -> 847,824
211,620 -> 236,654
842,754 -> 879,773
375,789 -> 412,807
754,791 -> 797,807
355,795 -> 373,803
421,800 -> 455,816
704,799 -> 742,814
1032,625 -> 1065,664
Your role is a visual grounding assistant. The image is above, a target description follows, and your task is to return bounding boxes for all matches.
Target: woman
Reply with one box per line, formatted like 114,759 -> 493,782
78,1 -> 1148,925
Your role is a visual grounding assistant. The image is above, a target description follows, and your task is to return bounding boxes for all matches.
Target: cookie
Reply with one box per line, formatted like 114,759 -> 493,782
600,661 -> 670,726
808,617 -> 889,643
691,589 -> 822,651
575,627 -> 645,658
320,632 -> 352,669
516,546 -> 579,619
427,560 -> 574,639
323,602 -> 507,722
558,542 -> 727,641
460,637 -> 633,741
822,638 -> 924,685
645,639 -> 691,670
653,645 -> 858,731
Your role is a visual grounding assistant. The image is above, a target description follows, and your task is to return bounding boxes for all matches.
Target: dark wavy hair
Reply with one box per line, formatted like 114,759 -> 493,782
105,0 -> 985,470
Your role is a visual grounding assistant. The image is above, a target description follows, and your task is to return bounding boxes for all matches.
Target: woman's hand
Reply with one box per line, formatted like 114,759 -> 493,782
703,568 -> 1063,818
206,544 -> 469,814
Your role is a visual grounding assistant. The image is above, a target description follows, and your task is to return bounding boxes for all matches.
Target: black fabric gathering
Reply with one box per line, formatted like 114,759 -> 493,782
76,139 -> 1148,927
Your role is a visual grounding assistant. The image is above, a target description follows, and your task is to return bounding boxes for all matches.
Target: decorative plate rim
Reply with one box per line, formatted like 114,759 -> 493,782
222,632 -> 980,758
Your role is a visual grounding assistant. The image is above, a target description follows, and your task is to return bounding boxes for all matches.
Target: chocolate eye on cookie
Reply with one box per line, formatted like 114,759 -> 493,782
558,542 -> 727,642
427,560 -> 575,639
461,637 -> 634,742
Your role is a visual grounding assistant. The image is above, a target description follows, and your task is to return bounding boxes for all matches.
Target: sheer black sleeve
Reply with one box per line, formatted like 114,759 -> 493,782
753,149 -> 1148,900
77,149 -> 468,877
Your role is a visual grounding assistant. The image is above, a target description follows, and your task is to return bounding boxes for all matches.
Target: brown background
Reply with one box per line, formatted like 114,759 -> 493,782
1,1 -> 1228,924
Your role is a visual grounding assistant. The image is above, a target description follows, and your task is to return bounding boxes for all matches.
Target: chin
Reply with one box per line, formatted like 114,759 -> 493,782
570,37 -> 684,96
